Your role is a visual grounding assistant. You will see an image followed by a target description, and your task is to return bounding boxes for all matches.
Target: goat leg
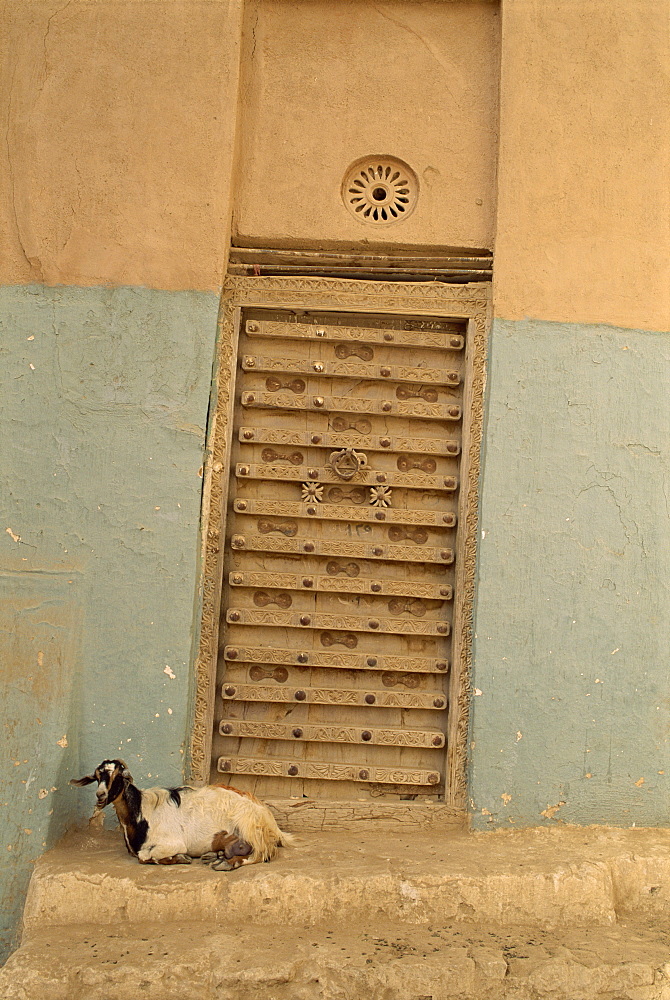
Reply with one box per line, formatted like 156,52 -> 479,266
202,834 -> 253,866
211,853 -> 249,871
225,838 -> 253,859
210,857 -> 235,871
202,829 -> 248,865
88,806 -> 105,830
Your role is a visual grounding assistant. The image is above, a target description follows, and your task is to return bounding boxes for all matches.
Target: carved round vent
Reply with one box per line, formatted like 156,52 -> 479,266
342,156 -> 418,225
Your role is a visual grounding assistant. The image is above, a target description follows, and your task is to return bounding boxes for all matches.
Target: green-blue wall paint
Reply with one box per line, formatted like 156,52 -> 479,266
0,283 -> 220,962
470,317 -> 670,828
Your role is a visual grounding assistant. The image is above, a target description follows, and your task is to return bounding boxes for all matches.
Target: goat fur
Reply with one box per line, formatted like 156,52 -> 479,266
71,760 -> 292,867
132,783 -> 290,864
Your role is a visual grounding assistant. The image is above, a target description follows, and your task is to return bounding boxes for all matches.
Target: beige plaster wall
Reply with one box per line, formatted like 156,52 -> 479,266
2,0 -> 666,326
1,0 -> 243,292
233,0 -> 500,251
494,0 -> 670,332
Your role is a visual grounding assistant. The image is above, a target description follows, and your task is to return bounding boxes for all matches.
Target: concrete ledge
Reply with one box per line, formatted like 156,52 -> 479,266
21,825 -> 670,934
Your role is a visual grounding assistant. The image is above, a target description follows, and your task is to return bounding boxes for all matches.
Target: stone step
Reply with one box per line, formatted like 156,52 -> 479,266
22,825 -> 670,933
1,918 -> 670,1000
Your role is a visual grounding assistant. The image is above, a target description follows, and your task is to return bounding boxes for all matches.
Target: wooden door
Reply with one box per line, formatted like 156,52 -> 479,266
213,307 -> 467,799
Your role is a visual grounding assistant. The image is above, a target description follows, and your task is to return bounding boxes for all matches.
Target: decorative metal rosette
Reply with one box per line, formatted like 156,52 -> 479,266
301,481 -> 323,503
369,485 -> 392,508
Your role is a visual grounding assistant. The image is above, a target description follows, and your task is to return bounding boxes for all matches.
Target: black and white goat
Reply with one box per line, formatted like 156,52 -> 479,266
71,759 -> 292,869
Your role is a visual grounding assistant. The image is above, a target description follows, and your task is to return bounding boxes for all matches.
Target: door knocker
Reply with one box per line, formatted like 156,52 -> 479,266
328,447 -> 368,481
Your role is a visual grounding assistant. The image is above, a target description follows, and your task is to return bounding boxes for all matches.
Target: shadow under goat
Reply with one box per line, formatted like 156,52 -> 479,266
70,759 -> 293,869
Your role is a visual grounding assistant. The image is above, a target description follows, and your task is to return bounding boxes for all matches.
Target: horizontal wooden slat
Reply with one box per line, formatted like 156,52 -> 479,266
221,682 -> 447,710
219,719 -> 445,748
222,645 -> 449,674
218,755 -> 441,786
229,534 -> 455,564
238,427 -> 460,456
232,247 -> 490,269
233,499 -> 457,528
245,319 -> 465,349
230,263 -> 491,280
241,391 -> 461,421
236,463 -> 458,492
242,355 -> 460,388
228,571 -> 453,601
225,608 -> 450,636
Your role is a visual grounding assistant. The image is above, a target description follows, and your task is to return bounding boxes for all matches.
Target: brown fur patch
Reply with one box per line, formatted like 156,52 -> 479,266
211,829 -> 235,853
214,783 -> 263,804
210,829 -> 253,859
109,787 -> 140,856
112,794 -> 131,825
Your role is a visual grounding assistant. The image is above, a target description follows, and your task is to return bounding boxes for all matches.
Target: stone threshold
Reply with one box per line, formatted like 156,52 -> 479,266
265,797 -> 464,831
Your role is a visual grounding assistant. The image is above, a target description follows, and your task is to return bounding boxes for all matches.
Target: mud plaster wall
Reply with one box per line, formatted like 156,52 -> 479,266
233,0 -> 500,250
1,0 -> 243,291
0,284 -> 220,960
493,0 -> 670,332
470,318 -> 670,829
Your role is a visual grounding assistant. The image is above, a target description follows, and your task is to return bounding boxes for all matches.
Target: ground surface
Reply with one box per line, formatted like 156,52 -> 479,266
2,822 -> 670,998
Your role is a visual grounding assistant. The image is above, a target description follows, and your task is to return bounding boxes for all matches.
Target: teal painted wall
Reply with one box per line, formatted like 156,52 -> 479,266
0,284 -> 219,961
470,317 -> 670,828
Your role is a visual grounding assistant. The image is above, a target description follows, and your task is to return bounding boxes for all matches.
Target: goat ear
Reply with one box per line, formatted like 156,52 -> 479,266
121,768 -> 133,782
70,774 -> 97,786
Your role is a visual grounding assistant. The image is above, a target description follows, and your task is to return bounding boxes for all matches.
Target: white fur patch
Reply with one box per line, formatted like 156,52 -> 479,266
136,785 -> 288,864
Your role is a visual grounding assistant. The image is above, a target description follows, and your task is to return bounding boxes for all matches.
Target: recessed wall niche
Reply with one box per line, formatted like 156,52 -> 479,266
233,0 -> 500,251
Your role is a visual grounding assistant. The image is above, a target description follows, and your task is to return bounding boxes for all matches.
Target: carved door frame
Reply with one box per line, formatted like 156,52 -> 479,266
190,275 -> 490,811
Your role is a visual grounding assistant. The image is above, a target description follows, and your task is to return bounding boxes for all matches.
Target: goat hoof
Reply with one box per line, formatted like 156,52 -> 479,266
211,858 -> 234,871
175,854 -> 192,864
201,851 -> 226,864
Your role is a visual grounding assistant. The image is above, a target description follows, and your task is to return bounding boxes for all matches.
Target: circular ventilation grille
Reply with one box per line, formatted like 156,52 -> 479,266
342,156 -> 418,225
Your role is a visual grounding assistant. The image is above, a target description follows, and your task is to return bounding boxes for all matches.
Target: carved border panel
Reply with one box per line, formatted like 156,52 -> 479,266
190,275 -> 490,812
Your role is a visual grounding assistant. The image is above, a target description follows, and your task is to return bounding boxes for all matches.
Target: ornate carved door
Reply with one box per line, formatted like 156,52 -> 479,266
209,299 -> 474,801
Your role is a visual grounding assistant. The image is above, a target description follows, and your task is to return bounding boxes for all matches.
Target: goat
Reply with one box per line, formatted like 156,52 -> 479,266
70,759 -> 292,869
